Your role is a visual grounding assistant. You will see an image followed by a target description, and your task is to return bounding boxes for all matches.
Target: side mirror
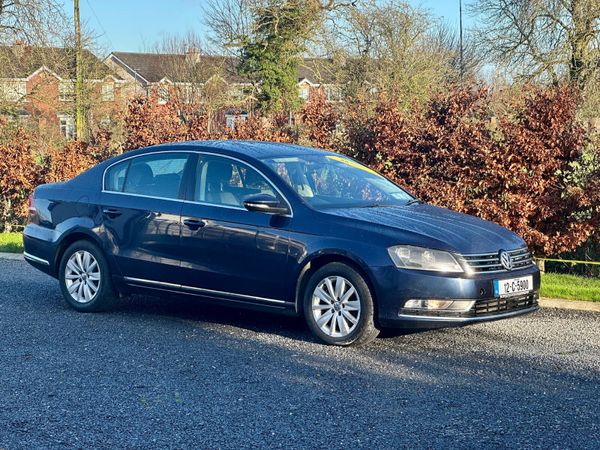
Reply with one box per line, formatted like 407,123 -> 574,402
243,194 -> 289,215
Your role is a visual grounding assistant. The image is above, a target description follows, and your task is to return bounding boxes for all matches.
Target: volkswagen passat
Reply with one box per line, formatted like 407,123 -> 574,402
23,141 -> 540,345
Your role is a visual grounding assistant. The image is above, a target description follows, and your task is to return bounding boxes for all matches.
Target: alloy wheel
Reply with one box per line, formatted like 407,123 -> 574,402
65,250 -> 101,303
311,276 -> 361,338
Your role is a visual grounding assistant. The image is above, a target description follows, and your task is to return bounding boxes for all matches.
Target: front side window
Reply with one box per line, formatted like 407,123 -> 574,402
262,154 -> 412,209
195,155 -> 277,207
104,153 -> 190,200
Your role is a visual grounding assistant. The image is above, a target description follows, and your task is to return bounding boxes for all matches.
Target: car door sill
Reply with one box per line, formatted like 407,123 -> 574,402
123,276 -> 287,305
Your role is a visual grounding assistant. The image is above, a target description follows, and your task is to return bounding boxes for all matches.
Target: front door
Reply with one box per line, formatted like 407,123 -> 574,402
179,154 -> 292,303
101,151 -> 192,283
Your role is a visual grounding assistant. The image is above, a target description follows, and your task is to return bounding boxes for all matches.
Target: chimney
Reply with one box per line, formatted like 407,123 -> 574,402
185,47 -> 202,65
12,40 -> 26,58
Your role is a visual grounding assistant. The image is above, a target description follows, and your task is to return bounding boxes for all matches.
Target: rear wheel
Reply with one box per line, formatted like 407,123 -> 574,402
303,262 -> 379,346
58,240 -> 117,312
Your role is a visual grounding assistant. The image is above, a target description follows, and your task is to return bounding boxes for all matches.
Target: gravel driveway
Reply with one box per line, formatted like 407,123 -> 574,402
0,258 -> 599,449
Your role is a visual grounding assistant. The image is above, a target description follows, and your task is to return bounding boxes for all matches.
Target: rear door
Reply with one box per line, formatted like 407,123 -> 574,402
179,154 -> 292,303
101,152 -> 192,284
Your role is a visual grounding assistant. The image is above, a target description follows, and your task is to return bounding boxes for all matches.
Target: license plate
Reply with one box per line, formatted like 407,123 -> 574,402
493,275 -> 533,298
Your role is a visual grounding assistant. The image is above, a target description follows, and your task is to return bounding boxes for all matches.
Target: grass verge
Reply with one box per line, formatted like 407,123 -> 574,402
541,272 -> 600,302
0,232 -> 23,253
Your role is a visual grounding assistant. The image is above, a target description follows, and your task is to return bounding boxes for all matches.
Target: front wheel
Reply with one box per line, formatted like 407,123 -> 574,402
303,262 -> 379,346
58,240 -> 117,312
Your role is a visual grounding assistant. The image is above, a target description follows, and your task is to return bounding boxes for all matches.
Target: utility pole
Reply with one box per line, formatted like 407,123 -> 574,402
459,0 -> 464,84
74,0 -> 86,140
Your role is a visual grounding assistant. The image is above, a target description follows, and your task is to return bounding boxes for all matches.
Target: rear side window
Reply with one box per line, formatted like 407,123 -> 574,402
104,153 -> 190,200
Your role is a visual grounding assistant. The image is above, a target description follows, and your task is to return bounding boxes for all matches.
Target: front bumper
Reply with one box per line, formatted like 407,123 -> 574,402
395,292 -> 538,329
371,265 -> 541,329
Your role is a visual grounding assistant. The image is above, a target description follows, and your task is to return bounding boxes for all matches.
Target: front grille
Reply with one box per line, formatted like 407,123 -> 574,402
460,247 -> 534,274
474,292 -> 538,316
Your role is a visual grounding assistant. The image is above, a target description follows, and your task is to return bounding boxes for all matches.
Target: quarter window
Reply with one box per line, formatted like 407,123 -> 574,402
104,161 -> 128,192
195,156 -> 277,207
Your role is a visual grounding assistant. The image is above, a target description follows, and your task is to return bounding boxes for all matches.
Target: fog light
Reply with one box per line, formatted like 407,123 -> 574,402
403,299 -> 475,312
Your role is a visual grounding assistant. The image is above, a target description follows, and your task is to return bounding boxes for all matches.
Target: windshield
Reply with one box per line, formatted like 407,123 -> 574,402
261,154 -> 413,209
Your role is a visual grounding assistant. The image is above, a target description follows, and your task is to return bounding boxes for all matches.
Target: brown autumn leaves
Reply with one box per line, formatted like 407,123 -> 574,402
1,84 -> 598,256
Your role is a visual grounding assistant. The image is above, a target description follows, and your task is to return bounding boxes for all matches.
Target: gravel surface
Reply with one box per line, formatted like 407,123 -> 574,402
0,259 -> 599,449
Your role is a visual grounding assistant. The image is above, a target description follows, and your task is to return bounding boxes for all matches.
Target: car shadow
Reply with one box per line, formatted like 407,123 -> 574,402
112,293 -> 319,343
112,293 -> 445,344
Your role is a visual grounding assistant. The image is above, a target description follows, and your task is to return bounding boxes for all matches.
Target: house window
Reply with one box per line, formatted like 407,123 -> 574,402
7,110 -> 29,123
179,84 -> 194,104
225,112 -> 248,130
59,82 -> 74,102
101,83 -> 115,102
229,85 -> 246,101
58,113 -> 75,139
99,115 -> 113,128
157,85 -> 169,104
324,85 -> 342,102
299,84 -> 310,100
0,81 -> 26,102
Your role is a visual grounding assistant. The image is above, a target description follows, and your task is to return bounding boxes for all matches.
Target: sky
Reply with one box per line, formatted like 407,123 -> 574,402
75,0 -> 473,56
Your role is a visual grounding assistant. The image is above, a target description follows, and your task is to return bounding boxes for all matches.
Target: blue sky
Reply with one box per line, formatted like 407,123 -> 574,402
77,0 -> 472,55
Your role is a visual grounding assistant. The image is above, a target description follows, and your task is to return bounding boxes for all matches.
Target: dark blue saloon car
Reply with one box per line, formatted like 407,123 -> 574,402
23,141 -> 540,345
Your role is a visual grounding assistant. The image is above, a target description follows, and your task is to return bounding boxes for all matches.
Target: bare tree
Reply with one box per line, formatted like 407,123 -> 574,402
0,0 -> 68,46
203,0 -> 255,53
430,23 -> 484,83
317,0 -> 462,107
203,0 -> 356,53
470,0 -> 600,87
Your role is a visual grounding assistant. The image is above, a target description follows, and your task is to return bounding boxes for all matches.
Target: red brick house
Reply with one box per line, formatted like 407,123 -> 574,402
0,44 -> 124,139
104,50 -> 343,126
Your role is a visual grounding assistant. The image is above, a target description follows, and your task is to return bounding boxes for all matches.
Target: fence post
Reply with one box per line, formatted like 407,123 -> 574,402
535,259 -> 545,273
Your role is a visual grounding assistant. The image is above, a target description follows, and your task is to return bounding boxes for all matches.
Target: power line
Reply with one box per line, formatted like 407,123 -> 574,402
84,0 -> 115,52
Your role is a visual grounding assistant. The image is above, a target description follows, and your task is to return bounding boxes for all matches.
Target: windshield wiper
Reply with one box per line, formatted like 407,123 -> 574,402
359,203 -> 386,208
405,198 -> 424,206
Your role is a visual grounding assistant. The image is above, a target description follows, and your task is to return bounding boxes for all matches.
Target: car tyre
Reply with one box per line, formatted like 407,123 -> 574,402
303,262 -> 379,346
58,240 -> 117,312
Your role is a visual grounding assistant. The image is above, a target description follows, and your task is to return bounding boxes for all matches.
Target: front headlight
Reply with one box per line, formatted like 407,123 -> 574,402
387,245 -> 463,273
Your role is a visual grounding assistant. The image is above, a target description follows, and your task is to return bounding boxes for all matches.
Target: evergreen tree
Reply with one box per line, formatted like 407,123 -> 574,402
239,1 -> 321,113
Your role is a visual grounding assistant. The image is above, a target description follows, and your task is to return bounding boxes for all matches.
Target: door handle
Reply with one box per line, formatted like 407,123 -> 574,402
102,208 -> 122,218
183,218 -> 206,230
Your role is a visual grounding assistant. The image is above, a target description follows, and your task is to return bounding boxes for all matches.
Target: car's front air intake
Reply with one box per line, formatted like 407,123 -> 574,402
460,247 -> 534,274
474,292 -> 538,316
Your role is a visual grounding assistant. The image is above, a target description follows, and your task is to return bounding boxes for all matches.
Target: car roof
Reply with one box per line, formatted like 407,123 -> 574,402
144,140 -> 332,159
